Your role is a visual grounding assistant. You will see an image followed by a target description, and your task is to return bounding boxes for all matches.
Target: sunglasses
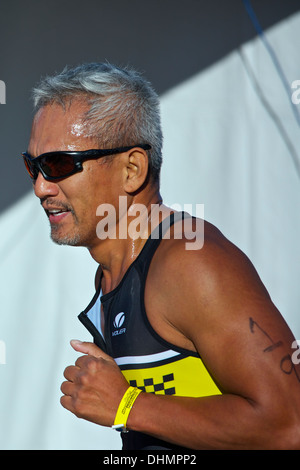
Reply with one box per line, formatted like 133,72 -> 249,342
22,144 -> 151,182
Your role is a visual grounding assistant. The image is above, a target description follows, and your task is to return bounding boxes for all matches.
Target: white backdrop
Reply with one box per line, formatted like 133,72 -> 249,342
0,12 -> 299,449
161,12 -> 300,335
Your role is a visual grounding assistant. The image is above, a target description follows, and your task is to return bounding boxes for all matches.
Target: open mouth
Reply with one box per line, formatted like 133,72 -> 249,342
47,209 -> 71,223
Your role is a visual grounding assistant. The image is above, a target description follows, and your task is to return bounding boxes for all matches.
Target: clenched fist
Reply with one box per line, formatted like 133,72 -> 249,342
60,340 -> 129,427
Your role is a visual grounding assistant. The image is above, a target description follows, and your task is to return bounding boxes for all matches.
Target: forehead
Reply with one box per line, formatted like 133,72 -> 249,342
28,99 -> 95,154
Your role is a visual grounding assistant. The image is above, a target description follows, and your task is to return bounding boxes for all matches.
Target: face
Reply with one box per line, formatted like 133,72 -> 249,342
28,100 -> 125,248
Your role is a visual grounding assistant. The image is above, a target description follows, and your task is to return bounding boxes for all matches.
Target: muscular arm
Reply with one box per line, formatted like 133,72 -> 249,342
61,221 -> 300,449
128,221 -> 300,449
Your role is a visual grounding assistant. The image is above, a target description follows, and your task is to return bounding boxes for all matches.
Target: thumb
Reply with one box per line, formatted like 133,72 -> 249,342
70,339 -> 106,358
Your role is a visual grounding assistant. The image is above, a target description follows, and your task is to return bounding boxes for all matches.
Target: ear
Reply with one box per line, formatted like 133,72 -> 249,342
123,148 -> 149,193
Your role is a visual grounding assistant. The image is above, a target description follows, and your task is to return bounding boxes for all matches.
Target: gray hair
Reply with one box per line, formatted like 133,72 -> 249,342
32,62 -> 163,182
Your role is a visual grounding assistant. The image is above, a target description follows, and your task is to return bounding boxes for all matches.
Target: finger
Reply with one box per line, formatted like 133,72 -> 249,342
60,393 -> 87,420
70,340 -> 110,359
60,393 -> 75,413
61,380 -> 75,397
63,365 -> 80,382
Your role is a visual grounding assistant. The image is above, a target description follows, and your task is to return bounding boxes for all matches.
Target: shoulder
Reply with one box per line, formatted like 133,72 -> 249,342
150,216 -> 265,296
146,216 -> 273,341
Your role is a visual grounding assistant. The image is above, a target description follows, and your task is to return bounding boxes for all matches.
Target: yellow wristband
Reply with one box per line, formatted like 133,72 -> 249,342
112,386 -> 142,432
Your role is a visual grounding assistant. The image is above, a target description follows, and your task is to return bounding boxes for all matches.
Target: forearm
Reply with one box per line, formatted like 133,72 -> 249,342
126,392 -> 288,450
62,342 -> 300,449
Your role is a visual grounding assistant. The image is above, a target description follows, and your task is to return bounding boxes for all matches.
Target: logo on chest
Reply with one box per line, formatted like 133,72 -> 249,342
112,312 -> 126,336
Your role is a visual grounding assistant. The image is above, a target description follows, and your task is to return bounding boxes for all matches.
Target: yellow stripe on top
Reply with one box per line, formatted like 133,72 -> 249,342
121,355 -> 221,398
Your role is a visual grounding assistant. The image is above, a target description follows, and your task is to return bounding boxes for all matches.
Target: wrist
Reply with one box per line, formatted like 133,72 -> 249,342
112,386 -> 142,432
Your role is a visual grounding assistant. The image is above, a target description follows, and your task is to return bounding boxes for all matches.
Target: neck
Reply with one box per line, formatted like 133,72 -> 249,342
88,189 -> 170,294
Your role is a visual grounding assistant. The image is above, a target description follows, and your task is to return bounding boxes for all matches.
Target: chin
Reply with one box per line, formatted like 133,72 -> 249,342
50,229 -> 82,247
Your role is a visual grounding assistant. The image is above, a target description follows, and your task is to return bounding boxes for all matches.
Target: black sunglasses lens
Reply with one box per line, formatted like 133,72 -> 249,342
40,154 -> 76,178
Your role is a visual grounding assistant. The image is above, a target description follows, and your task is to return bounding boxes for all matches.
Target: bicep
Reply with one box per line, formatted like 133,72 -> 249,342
180,241 -> 299,407
196,301 -> 298,404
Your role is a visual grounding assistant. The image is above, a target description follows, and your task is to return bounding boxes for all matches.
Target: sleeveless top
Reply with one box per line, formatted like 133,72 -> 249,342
78,212 -> 221,450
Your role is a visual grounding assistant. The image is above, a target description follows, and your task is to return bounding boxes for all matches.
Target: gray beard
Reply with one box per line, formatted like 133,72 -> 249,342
50,226 -> 82,246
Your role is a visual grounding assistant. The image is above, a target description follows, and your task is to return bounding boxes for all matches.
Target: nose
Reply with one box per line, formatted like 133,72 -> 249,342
33,172 -> 60,200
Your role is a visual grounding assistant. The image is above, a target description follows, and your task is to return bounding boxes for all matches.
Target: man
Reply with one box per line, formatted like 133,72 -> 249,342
23,62 -> 300,450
